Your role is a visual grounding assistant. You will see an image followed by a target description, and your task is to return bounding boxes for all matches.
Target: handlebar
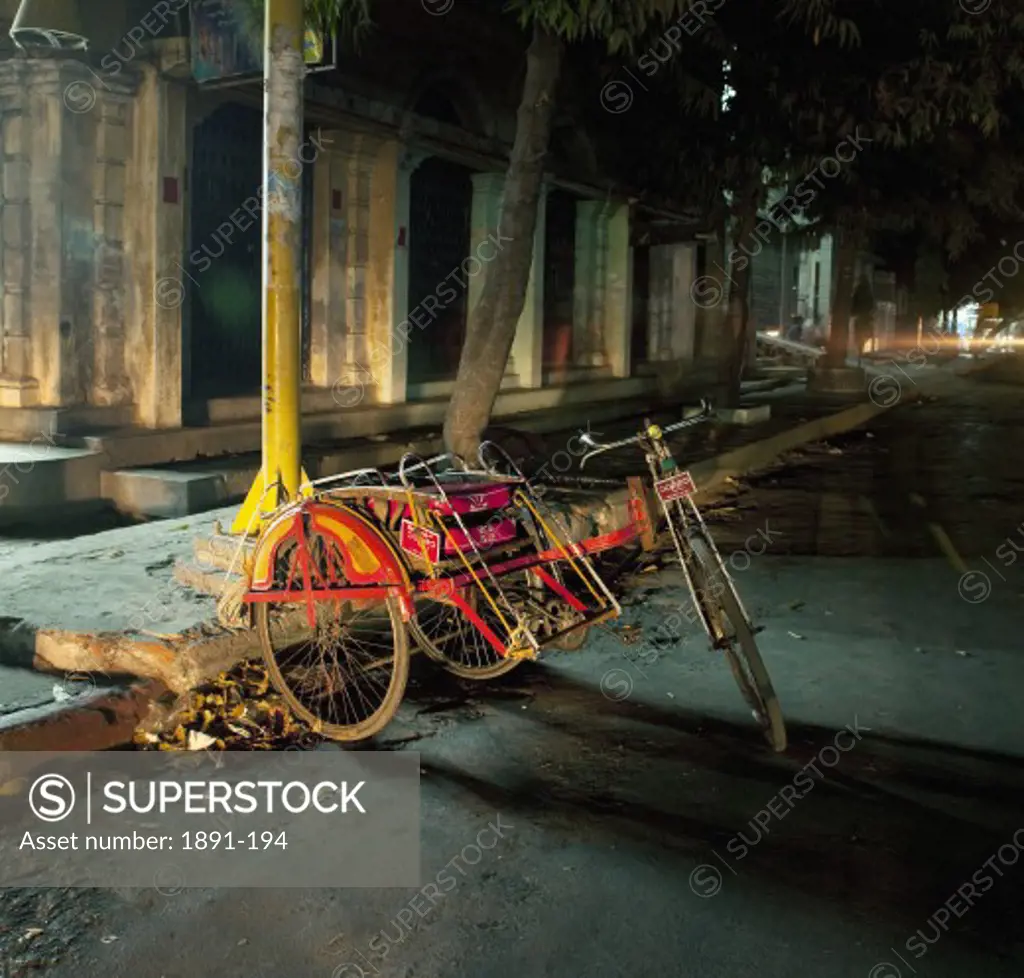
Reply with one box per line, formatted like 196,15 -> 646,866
578,398 -> 714,469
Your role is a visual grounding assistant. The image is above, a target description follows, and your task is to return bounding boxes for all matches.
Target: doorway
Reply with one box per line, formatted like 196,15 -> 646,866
543,190 -> 576,368
406,157 -> 473,386
186,102 -> 264,403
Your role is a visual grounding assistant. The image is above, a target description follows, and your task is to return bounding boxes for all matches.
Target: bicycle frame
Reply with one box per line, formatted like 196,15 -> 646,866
581,406 -> 755,646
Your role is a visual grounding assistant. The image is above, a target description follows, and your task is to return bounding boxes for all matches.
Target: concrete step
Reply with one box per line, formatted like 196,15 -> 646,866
0,440 -> 106,529
100,394 -> 661,520
84,377 -> 657,470
103,431 -> 444,520
0,403 -> 133,441
101,468 -> 239,520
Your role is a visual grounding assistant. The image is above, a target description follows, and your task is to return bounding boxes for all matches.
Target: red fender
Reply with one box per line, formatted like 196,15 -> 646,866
247,500 -> 413,619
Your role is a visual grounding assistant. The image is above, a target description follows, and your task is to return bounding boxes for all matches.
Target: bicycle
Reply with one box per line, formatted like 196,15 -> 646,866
578,399 -> 787,752
241,451 -> 642,741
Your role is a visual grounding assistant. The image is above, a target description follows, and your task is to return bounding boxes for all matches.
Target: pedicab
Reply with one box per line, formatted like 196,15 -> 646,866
240,400 -> 786,751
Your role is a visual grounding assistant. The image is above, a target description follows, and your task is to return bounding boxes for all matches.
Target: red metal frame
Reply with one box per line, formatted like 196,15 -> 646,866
243,484 -> 646,656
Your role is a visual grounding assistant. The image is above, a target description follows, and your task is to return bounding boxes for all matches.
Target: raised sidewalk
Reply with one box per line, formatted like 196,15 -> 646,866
0,362 -> 957,750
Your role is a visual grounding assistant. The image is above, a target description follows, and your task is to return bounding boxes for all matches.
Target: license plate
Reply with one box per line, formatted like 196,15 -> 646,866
655,471 -> 697,501
400,520 -> 441,562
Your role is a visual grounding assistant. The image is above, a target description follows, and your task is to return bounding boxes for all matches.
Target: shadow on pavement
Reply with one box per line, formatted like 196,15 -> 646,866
409,661 -> 1024,961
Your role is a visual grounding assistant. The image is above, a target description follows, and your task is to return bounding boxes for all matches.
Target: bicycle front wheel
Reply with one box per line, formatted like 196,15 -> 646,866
687,533 -> 787,752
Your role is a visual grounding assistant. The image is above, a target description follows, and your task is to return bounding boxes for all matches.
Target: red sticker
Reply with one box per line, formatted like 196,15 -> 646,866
654,471 -> 697,501
400,519 -> 441,562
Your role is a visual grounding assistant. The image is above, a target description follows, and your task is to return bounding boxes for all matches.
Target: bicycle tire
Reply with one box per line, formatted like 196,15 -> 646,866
687,533 -> 787,751
408,579 -> 526,680
256,532 -> 410,742
258,596 -> 410,741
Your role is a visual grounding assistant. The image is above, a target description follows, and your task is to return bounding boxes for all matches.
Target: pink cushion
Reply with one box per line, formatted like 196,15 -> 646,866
393,482 -> 514,516
442,518 -> 517,554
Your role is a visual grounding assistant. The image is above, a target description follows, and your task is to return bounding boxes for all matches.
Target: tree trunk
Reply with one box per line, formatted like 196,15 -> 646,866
824,220 -> 862,367
442,25 -> 562,459
719,188 -> 760,409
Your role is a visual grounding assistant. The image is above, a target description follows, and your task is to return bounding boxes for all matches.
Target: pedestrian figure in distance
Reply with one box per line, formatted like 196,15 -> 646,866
851,273 -> 875,365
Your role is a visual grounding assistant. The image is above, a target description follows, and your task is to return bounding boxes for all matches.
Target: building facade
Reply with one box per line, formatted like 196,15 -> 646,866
0,0 -> 714,445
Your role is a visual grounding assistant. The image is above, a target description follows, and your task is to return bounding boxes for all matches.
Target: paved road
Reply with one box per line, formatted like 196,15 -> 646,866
4,376 -> 1024,978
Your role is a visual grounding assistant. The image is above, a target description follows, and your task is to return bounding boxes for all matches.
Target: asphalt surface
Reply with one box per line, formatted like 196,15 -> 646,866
2,376 -> 1024,978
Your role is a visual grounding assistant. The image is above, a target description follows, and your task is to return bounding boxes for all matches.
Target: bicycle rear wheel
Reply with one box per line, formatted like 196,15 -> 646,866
687,533 -> 786,751
409,576 -> 526,680
256,535 -> 409,741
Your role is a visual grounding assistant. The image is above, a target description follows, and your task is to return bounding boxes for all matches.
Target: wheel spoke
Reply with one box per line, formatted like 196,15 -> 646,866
258,531 -> 409,740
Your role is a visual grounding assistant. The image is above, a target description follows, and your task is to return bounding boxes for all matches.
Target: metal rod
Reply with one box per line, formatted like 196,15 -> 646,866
264,0 -> 305,503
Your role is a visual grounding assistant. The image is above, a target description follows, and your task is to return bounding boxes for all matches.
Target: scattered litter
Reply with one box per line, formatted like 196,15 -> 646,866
787,631 -> 805,640
617,624 -> 643,646
187,730 -> 218,751
138,662 -> 323,752
825,446 -> 842,456
788,600 -> 805,611
23,928 -> 44,940
955,649 -> 971,657
52,684 -> 73,703
824,610 -> 833,616
100,935 -> 118,945
237,939 -> 249,946
640,565 -> 659,574
865,432 -> 875,438
666,692 -> 674,699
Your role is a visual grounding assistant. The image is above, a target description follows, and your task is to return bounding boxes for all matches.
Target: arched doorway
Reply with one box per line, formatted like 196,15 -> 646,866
186,102 -> 263,402
406,156 -> 473,386
543,189 -> 577,368
184,102 -> 313,409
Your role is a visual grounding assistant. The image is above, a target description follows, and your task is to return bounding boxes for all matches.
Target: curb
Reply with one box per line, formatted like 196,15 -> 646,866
0,387 -> 924,750
0,680 -> 167,752
573,391 -> 917,536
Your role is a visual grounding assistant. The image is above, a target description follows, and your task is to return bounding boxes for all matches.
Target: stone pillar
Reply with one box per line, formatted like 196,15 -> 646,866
603,201 -> 632,377
25,63 -> 66,406
90,94 -> 132,406
697,232 -> 728,361
515,183 -> 546,388
0,61 -> 33,405
467,172 -> 502,366
573,199 -> 608,366
647,242 -> 696,363
468,172 -> 545,388
308,135 -> 346,390
309,130 -> 379,396
124,64 -> 186,428
3,58 -> 138,410
363,140 -> 415,405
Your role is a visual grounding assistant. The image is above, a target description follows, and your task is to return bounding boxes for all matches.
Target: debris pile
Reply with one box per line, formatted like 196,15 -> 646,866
135,661 -> 321,752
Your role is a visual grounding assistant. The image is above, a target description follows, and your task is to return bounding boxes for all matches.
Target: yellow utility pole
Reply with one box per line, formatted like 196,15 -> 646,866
233,0 -> 309,534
